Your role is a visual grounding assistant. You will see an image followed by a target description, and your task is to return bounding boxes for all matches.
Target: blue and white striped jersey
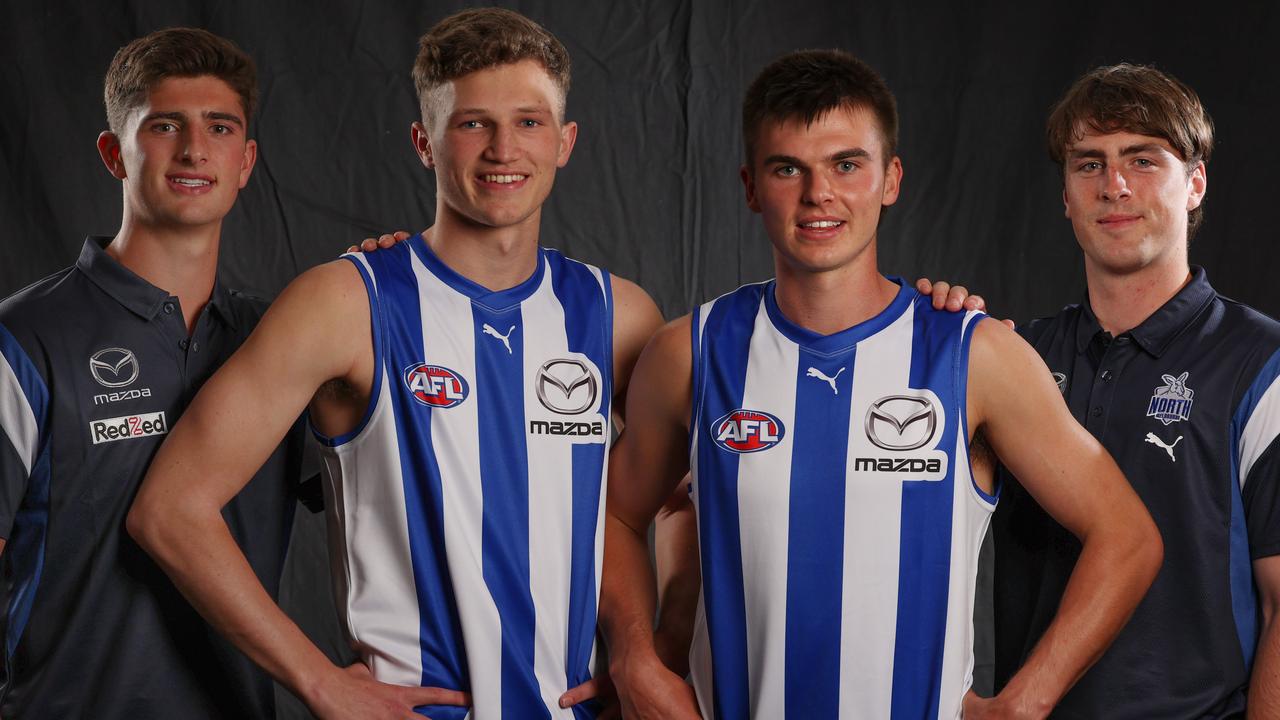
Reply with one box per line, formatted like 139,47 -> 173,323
688,279 -> 992,720
316,236 -> 613,720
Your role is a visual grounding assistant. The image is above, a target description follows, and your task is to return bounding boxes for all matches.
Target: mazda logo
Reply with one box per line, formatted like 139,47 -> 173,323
89,347 -> 139,388
535,359 -> 598,415
865,395 -> 936,451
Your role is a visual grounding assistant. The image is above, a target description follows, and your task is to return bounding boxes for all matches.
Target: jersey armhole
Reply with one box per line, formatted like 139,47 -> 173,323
602,268 -> 616,419
959,312 -> 999,507
310,255 -> 385,448
688,305 -> 705,456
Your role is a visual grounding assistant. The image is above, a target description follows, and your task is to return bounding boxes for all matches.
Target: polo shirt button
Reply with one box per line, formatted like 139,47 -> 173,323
163,302 -> 175,314
1101,370 -> 1113,382
1091,406 -> 1103,417
179,338 -> 189,350
191,341 -> 199,353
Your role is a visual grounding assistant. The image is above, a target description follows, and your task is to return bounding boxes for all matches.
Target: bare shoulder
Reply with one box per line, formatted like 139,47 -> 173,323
968,314 -> 1048,379
610,275 -> 663,339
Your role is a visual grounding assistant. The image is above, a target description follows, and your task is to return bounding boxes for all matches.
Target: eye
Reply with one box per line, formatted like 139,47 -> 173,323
775,165 -> 800,177
1077,160 -> 1103,173
1134,157 -> 1154,168
210,123 -> 233,135
151,121 -> 178,133
459,120 -> 484,129
519,119 -> 541,128
836,160 -> 857,173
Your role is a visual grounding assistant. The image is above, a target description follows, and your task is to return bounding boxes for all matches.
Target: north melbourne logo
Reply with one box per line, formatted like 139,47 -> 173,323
404,364 -> 469,408
89,411 -> 167,444
1146,372 -> 1194,425
89,347 -> 139,388
535,359 -> 598,415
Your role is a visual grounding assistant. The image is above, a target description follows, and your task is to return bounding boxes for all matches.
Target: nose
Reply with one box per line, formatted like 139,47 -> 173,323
802,170 -> 834,205
180,127 -> 207,164
483,123 -> 519,164
1100,166 -> 1130,201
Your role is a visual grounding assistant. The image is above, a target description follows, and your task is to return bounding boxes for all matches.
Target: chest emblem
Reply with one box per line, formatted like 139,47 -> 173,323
535,358 -> 598,415
712,409 -> 785,454
482,323 -> 515,354
805,366 -> 846,395
1146,371 -> 1194,426
865,395 -> 938,451
89,347 -> 139,388
1144,432 -> 1183,462
1051,371 -> 1067,394
404,364 -> 469,408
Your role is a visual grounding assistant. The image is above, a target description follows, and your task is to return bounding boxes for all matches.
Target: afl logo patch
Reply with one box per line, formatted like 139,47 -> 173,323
711,409 -> 785,454
404,364 -> 469,408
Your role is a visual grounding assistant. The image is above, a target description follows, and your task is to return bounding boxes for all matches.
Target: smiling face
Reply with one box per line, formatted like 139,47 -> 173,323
98,75 -> 256,233
413,59 -> 577,233
742,105 -> 901,276
1062,128 -> 1205,278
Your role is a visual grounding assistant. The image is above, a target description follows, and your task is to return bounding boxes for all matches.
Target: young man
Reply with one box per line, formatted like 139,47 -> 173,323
0,29 -> 308,718
598,50 -> 1163,719
129,8 -> 663,719
988,64 -> 1280,718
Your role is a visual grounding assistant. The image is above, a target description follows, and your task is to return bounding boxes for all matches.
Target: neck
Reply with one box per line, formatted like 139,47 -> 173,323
424,203 -> 542,291
1084,256 -> 1191,336
772,242 -> 898,336
107,214 -> 221,333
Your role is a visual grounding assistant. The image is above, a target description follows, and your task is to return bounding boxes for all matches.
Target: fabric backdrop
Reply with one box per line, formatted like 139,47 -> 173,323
2,1 -> 1276,716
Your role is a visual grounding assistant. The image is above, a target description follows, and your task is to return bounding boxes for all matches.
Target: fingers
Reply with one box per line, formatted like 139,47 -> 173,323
958,290 -> 985,312
559,677 -> 598,707
914,277 -> 934,295
381,230 -> 411,247
1001,317 -> 1016,330
407,686 -> 471,707
929,281 -> 954,309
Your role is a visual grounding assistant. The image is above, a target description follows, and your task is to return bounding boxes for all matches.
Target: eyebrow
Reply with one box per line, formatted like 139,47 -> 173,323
762,148 -> 872,166
140,110 -> 244,128
1067,143 -> 1168,160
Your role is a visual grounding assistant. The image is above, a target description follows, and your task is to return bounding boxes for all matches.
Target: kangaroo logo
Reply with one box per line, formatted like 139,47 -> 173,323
1146,371 -> 1194,425
482,324 -> 516,354
805,366 -> 846,395
1144,432 -> 1183,462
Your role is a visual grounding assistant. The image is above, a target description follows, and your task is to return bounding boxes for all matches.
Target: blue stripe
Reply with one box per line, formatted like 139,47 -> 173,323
0,323 -> 50,660
783,346 -> 855,718
548,253 -> 611,718
890,299 -> 963,719
1226,346 -> 1280,670
472,302 -> 547,719
696,285 -> 765,720
311,255 -> 385,447
371,244 -> 470,716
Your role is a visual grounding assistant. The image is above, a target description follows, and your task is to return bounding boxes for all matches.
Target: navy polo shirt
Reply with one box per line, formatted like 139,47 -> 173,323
992,267 -> 1280,718
0,237 -> 306,719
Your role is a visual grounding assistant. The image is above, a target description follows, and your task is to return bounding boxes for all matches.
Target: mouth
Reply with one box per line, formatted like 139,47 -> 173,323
1097,214 -> 1141,229
796,218 -> 845,236
167,174 -> 214,193
477,173 -> 529,188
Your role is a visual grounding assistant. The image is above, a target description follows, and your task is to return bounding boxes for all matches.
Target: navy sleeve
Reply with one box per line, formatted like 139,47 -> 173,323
0,324 -> 49,540
1244,436 -> 1280,559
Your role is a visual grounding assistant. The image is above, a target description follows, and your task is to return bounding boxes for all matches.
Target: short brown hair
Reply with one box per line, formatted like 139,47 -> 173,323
1046,63 -> 1214,237
412,8 -> 571,128
742,49 -> 899,167
103,28 -> 257,134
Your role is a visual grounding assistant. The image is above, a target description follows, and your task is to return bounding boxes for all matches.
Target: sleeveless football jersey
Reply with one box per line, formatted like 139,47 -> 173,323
688,279 -> 993,720
316,236 -> 612,720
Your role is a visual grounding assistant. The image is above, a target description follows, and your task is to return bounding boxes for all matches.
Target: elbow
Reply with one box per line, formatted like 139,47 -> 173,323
1132,513 -> 1164,589
126,484 -> 174,557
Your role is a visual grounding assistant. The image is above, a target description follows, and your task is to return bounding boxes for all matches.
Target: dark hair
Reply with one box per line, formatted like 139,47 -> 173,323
413,8 -> 570,127
742,49 -> 898,166
103,28 -> 257,134
1047,63 -> 1214,237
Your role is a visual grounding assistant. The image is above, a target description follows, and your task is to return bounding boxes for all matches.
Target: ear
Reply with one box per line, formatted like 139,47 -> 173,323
1062,185 -> 1071,219
97,131 -> 126,179
237,138 -> 258,189
881,156 -> 902,207
411,121 -> 434,169
556,120 -> 578,168
1186,161 -> 1207,211
740,165 -> 761,213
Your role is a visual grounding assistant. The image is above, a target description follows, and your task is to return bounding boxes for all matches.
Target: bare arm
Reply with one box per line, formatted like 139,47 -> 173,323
653,475 -> 699,677
1249,555 -> 1280,717
966,320 -> 1162,718
128,261 -> 462,719
599,317 -> 701,719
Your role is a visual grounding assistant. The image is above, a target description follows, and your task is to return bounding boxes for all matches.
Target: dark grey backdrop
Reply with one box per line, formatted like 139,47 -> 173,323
2,1 -> 1277,717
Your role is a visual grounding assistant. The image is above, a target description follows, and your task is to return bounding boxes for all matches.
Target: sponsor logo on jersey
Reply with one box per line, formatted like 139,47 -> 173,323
404,364 -> 469,408
1144,432 -> 1183,462
94,387 -> 153,405
1146,371 -> 1193,425
864,394 -> 938,451
1051,371 -> 1067,394
89,347 -> 139,388
89,411 -> 167,444
535,358 -> 598,415
529,419 -> 605,437
711,409 -> 785,454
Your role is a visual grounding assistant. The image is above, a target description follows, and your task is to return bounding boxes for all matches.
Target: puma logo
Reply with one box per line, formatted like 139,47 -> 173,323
1144,432 -> 1183,462
482,324 -> 516,354
805,366 -> 846,395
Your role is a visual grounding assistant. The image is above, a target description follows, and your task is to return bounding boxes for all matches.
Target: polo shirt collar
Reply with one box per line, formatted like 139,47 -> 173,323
1075,266 -> 1216,358
76,236 -> 239,330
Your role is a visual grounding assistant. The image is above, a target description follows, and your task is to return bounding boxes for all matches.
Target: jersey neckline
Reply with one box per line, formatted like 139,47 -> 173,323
763,276 -> 915,354
408,233 -> 546,311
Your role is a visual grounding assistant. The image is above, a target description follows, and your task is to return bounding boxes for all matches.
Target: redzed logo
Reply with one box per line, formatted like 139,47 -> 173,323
404,364 -> 469,408
89,411 -> 167,445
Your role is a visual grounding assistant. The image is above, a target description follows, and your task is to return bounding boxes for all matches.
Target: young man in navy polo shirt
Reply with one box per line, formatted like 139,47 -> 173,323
0,28 -> 309,718
989,64 -> 1280,717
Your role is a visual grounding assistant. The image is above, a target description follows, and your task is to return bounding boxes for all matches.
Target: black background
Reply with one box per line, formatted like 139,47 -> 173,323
2,1 -> 1277,716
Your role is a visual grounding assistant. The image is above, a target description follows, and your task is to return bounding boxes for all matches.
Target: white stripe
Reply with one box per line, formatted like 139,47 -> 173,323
410,252 -> 505,714
522,266 -> 579,718
736,298 -> 798,716
1239,373 -> 1280,489
325,372 -> 424,685
838,304 -> 915,718
0,351 -> 39,474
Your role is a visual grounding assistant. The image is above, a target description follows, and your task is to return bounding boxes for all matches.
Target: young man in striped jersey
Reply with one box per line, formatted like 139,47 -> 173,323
599,50 -> 1162,719
130,8 -> 662,719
